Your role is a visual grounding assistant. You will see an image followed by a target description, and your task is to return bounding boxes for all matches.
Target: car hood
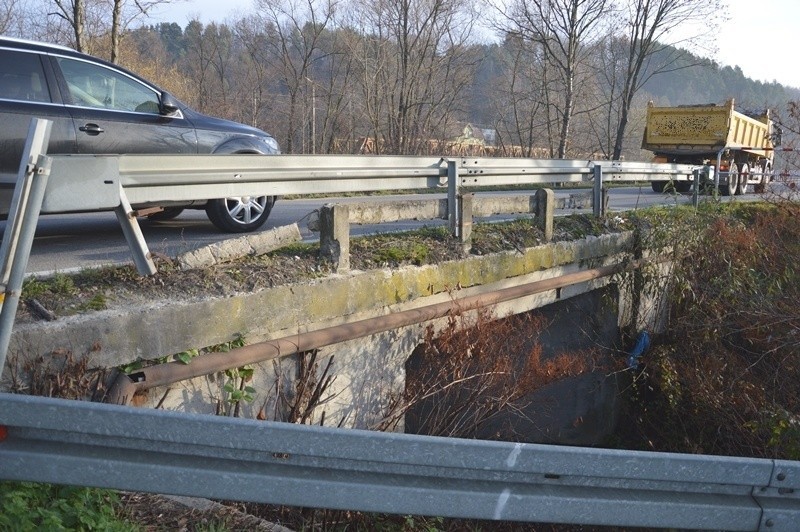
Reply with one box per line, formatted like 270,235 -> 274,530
182,108 -> 270,138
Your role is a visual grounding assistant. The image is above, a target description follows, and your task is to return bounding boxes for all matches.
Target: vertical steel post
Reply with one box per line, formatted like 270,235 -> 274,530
0,119 -> 53,375
592,164 -> 604,217
114,188 -> 157,276
447,159 -> 460,237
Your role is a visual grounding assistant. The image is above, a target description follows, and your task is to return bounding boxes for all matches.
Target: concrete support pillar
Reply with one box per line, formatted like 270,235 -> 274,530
459,193 -> 473,252
536,188 -> 554,242
319,203 -> 350,272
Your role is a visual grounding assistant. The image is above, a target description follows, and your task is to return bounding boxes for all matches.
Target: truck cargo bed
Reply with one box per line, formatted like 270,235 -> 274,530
642,100 -> 772,157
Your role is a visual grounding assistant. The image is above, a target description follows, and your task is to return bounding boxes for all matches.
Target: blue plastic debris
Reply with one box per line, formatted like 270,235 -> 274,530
627,331 -> 651,369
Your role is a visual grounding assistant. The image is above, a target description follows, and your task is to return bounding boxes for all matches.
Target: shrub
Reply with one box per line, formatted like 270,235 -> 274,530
0,482 -> 137,531
620,201 -> 800,458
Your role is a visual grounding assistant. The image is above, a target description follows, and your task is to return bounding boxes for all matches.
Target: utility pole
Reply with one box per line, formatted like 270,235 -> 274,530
306,77 -> 316,154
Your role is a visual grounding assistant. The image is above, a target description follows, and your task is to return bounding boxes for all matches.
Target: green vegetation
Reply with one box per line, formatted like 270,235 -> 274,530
618,199 -> 800,459
350,226 -> 457,268
22,273 -> 78,300
0,482 -> 136,532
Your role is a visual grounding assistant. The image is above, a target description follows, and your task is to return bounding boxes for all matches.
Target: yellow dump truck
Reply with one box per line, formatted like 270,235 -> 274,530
642,99 -> 777,195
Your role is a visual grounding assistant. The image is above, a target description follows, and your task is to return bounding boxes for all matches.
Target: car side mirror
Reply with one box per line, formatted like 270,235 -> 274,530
159,91 -> 181,115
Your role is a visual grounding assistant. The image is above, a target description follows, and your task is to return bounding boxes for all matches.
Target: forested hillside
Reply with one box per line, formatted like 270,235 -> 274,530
126,22 -> 800,162
3,0 -> 799,164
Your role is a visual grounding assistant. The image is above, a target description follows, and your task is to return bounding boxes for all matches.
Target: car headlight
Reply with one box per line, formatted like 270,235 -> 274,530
261,135 -> 280,154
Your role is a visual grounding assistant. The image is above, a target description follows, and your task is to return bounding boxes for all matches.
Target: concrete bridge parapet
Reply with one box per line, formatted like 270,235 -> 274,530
4,230 -> 663,444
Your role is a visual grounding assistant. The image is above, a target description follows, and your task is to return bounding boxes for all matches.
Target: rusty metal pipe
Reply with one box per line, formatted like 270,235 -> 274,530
107,261 -> 635,405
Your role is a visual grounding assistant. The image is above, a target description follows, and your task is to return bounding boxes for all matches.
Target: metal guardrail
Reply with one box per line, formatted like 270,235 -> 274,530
0,393 -> 798,531
39,154 -> 696,212
0,118 -> 701,377
35,147 -> 696,273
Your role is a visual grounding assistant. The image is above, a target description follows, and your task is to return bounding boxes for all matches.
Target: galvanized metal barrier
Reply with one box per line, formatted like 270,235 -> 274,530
38,153 -> 696,272
0,119 -> 700,389
0,111 -> 686,277
0,393 -> 798,531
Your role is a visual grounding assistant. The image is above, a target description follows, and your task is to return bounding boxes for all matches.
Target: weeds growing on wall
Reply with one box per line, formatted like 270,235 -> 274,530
6,346 -> 107,401
285,350 -> 337,425
269,350 -> 337,426
619,199 -> 800,458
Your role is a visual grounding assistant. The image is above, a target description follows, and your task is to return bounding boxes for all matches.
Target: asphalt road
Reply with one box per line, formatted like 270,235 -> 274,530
3,186 -> 760,275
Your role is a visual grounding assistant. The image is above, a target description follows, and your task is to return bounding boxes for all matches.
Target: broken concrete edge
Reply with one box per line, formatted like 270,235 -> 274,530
148,494 -> 295,531
176,223 -> 302,270
4,231 -> 636,379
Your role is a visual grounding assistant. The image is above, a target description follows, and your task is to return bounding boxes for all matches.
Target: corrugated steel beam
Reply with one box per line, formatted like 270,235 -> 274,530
1,393 -> 798,530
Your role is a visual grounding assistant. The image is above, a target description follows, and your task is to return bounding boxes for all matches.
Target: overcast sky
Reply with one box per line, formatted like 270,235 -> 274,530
150,0 -> 800,89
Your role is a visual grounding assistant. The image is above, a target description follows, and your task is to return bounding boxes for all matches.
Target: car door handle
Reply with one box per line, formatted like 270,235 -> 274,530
79,123 -> 105,135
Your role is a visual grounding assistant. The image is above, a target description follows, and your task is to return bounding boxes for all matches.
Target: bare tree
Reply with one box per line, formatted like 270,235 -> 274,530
234,16 -> 279,130
586,34 -> 627,158
109,0 -> 185,63
775,101 -> 800,177
311,26 -> 361,153
349,0 -> 479,154
182,19 -> 220,113
609,0 -> 723,160
0,0 -> 22,34
52,0 -> 87,51
495,0 -> 609,158
254,0 -> 339,154
45,0 -> 184,60
491,35 -> 552,157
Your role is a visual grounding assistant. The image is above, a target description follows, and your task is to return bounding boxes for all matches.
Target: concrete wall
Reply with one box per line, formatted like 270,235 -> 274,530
3,231 -> 658,444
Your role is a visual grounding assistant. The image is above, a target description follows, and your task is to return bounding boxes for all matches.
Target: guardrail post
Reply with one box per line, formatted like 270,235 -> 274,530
0,118 -> 53,376
536,188 -> 554,242
115,188 -> 157,276
593,164 -> 604,217
320,203 -> 350,272
459,193 -> 473,251
447,160 -> 460,238
692,168 -> 701,207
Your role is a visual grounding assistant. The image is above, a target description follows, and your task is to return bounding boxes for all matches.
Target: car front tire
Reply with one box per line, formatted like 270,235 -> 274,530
205,195 -> 275,233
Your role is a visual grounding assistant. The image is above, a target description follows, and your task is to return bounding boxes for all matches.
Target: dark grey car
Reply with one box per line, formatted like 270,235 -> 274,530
0,37 -> 279,232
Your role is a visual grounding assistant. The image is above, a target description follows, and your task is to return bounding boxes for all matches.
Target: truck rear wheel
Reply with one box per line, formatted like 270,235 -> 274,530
720,163 -> 738,196
754,162 -> 772,193
736,163 -> 749,195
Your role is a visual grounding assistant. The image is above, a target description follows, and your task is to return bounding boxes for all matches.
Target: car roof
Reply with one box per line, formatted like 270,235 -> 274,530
0,36 -> 76,54
0,36 -> 162,91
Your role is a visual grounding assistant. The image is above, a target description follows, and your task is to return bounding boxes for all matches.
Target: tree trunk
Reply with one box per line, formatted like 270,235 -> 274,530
110,0 -> 122,62
612,95 -> 631,160
71,0 -> 85,52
